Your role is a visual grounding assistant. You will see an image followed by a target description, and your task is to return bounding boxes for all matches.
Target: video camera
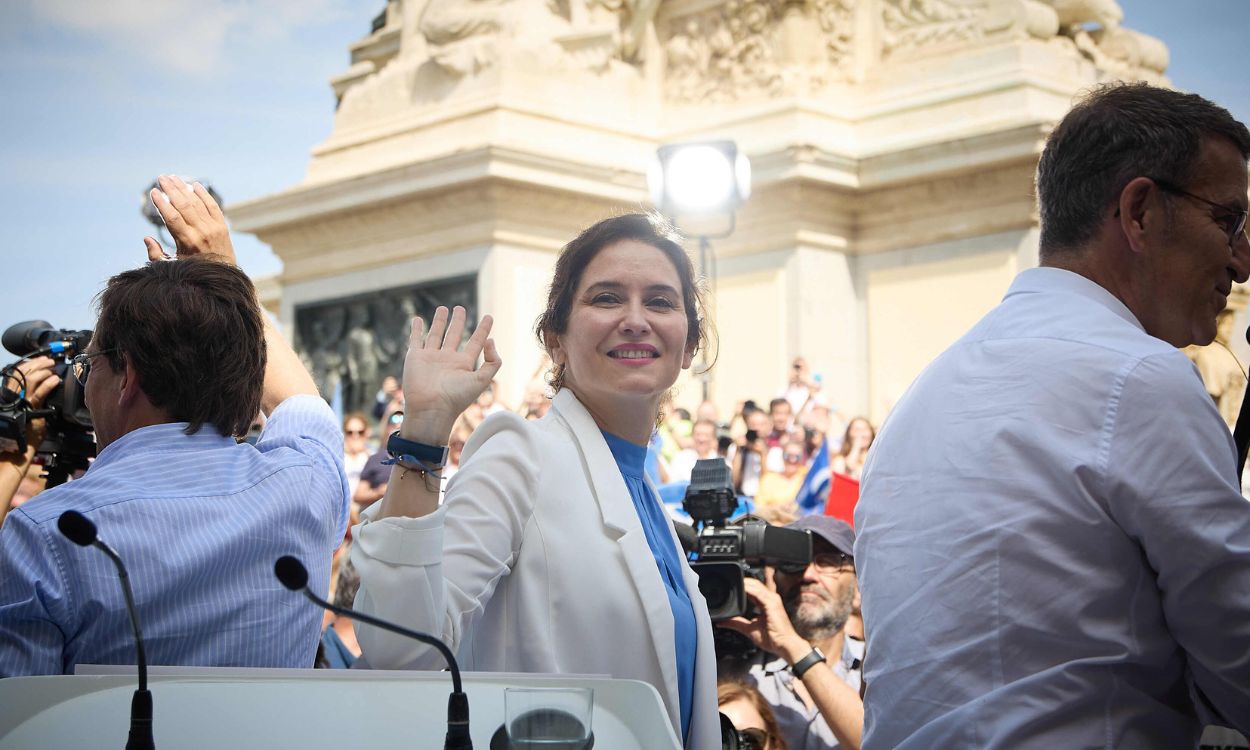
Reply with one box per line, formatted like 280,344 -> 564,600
0,320 -> 96,488
683,458 -> 811,621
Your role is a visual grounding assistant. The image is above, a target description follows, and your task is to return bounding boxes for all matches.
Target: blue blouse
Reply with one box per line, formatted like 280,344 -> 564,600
602,430 -> 697,743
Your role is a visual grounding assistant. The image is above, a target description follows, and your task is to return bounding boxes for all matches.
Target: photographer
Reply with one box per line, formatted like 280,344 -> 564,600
0,357 -> 60,526
720,516 -> 864,750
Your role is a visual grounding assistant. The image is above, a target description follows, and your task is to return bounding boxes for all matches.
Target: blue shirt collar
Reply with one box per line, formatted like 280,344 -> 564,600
91,421 -> 237,471
600,429 -> 648,478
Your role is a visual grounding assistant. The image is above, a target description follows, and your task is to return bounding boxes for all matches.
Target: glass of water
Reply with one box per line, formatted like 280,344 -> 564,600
504,687 -> 594,749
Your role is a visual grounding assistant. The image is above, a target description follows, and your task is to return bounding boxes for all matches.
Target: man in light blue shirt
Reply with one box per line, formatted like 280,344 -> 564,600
0,175 -> 350,675
856,84 -> 1250,747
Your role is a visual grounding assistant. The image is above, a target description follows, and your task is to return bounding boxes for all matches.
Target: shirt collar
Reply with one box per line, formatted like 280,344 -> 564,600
600,429 -> 647,478
90,421 -> 237,471
1005,267 -> 1145,332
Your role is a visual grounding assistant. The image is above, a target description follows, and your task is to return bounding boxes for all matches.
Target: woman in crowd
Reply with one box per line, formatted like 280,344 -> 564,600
350,213 -> 719,748
718,680 -> 789,750
341,412 -> 372,495
754,437 -> 808,513
830,416 -> 875,480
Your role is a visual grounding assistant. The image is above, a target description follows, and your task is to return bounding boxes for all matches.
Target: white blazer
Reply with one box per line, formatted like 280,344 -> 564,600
351,389 -> 720,749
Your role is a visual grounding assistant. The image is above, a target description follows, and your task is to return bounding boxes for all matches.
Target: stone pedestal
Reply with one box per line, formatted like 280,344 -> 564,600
229,0 -> 1174,423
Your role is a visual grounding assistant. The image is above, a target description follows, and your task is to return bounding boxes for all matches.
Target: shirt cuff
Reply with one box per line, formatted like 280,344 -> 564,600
354,503 -> 446,566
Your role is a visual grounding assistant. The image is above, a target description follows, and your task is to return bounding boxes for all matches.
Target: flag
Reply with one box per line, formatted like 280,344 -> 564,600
794,439 -> 831,515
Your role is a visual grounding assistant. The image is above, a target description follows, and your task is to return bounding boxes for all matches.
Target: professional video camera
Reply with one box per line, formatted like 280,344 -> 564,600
0,320 -> 96,488
683,458 -> 812,622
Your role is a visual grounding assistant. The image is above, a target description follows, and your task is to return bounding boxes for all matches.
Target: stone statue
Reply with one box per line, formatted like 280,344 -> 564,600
1187,309 -> 1246,429
344,303 -> 382,415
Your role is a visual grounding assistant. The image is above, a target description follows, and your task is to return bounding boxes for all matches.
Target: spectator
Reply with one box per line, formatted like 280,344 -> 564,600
354,407 -> 404,510
719,679 -> 791,750
317,554 -> 361,669
755,438 -> 808,513
0,357 -> 59,527
722,516 -> 864,750
733,408 -> 772,498
371,375 -> 402,421
342,412 -> 371,493
0,174 -> 349,675
779,358 -> 815,415
476,379 -> 509,417
829,418 -> 873,481
670,418 -> 727,483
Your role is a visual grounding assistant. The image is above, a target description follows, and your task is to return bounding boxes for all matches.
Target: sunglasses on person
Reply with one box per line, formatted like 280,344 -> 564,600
775,551 -> 854,576
735,727 -> 772,750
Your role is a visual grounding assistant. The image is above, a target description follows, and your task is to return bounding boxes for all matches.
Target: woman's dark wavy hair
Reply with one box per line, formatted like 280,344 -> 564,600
93,256 -> 266,438
533,212 -> 714,391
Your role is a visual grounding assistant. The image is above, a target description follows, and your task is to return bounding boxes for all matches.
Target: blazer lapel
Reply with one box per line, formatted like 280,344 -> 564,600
549,390 -> 683,732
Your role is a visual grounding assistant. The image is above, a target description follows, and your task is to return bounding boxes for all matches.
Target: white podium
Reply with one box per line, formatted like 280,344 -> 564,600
0,667 -> 683,749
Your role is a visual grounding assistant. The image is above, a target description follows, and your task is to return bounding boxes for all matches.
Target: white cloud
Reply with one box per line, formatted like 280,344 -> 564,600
28,0 -> 359,76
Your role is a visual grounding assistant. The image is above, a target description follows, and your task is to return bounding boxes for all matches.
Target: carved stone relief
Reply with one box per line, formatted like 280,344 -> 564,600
294,276 -> 477,414
881,0 -> 987,59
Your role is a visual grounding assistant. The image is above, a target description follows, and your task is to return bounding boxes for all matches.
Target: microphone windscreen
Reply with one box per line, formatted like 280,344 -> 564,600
274,556 -> 309,591
57,510 -> 98,547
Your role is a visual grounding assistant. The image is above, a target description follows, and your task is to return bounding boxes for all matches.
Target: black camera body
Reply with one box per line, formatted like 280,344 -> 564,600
683,458 -> 811,621
0,320 -> 96,488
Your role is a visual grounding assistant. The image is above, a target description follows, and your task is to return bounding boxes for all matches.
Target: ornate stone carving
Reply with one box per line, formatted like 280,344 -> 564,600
1042,0 -> 1167,82
881,0 -> 987,58
294,277 -> 477,414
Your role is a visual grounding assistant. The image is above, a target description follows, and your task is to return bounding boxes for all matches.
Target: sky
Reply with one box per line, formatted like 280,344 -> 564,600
0,0 -> 1248,346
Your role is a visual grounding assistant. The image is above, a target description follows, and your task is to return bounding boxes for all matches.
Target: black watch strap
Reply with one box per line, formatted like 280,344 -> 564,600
790,646 -> 827,679
385,430 -> 448,467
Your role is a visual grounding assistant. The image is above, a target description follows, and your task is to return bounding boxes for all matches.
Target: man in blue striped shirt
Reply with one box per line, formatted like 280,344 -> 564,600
0,174 -> 350,675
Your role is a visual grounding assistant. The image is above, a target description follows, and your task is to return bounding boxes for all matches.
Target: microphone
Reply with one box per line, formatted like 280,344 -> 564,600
1234,325 -> 1250,479
674,521 -> 698,554
274,556 -> 472,750
57,511 -> 154,750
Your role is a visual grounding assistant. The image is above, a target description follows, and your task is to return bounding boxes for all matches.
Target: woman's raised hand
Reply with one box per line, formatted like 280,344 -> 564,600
398,306 -> 502,445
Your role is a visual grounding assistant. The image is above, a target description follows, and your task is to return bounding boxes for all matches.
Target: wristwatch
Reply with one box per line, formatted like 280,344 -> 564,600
385,430 -> 449,468
790,646 -> 827,679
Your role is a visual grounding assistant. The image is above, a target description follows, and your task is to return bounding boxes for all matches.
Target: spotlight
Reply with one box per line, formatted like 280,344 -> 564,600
649,141 -> 751,217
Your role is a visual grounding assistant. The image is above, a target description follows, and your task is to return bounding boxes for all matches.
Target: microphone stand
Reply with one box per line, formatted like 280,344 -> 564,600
92,540 -> 155,750
275,558 -> 471,750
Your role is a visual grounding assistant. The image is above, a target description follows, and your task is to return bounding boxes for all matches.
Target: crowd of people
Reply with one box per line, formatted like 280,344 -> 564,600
1,82 -> 1249,750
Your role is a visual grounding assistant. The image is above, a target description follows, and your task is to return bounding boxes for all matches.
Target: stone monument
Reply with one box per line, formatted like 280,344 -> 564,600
229,0 -> 1201,423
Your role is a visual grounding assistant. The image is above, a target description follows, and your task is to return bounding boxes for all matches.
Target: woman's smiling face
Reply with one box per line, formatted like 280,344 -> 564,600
550,239 -> 694,422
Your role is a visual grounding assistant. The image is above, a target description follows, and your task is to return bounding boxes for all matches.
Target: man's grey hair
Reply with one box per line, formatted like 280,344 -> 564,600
1036,82 -> 1250,259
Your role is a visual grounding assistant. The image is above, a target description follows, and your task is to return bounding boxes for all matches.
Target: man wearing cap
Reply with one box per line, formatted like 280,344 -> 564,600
720,516 -> 865,750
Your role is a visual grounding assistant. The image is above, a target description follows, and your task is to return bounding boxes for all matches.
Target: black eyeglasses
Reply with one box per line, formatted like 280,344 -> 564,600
735,727 -> 772,750
71,350 -> 117,387
776,551 -> 854,576
1152,178 -> 1248,247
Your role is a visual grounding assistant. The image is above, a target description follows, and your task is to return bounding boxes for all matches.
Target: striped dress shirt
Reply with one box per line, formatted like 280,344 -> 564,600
0,394 -> 349,676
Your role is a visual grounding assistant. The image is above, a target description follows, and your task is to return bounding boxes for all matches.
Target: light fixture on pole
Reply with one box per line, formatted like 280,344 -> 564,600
648,140 -> 751,401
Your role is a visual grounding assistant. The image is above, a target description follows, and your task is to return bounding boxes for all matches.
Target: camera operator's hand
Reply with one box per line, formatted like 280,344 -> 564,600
144,174 -> 237,265
1,358 -> 60,521
719,577 -> 812,666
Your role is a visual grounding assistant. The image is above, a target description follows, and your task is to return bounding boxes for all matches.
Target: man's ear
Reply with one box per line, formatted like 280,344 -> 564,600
1117,176 -> 1157,255
116,354 -> 145,408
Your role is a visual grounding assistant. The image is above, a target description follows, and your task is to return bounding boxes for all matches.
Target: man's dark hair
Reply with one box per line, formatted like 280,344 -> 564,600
769,397 -> 790,414
94,256 -> 266,438
1036,82 -> 1250,257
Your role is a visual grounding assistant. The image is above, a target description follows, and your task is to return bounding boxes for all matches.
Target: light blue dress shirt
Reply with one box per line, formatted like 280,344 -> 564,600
855,267 -> 1250,748
602,430 -> 698,743
0,394 -> 350,676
